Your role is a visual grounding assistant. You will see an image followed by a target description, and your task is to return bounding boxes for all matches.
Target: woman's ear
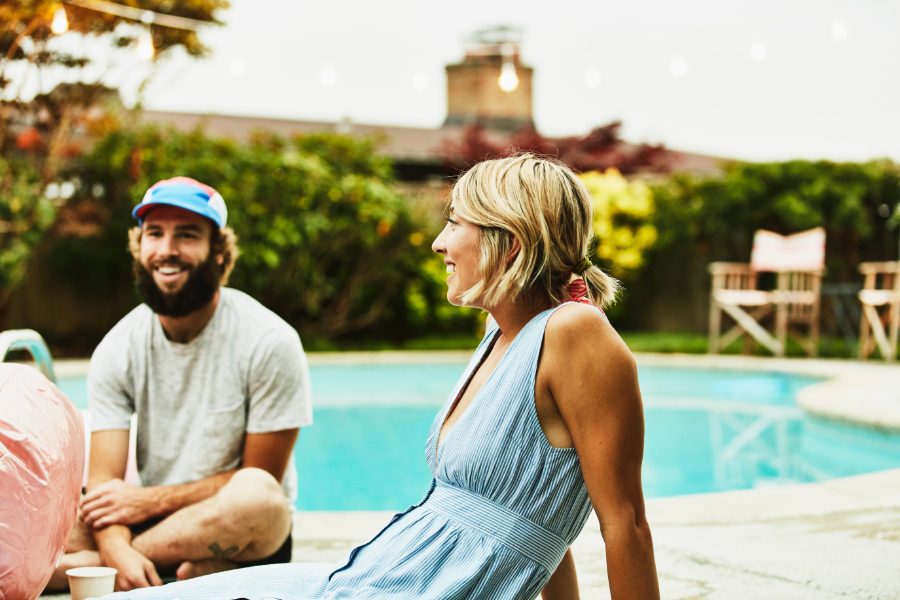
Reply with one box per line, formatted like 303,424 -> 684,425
506,237 -> 521,266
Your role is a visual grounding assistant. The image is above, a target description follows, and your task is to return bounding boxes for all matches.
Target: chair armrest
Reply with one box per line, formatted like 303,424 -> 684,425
859,261 -> 900,275
708,262 -> 753,275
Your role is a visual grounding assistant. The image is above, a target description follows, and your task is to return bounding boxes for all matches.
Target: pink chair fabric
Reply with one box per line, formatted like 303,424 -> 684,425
0,364 -> 85,600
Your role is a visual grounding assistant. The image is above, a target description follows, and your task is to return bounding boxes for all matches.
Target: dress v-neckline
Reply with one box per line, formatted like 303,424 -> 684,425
434,307 -> 552,464
435,328 -> 503,464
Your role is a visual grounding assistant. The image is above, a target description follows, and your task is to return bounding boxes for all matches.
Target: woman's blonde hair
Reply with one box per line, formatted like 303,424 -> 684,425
450,153 -> 619,309
128,225 -> 240,286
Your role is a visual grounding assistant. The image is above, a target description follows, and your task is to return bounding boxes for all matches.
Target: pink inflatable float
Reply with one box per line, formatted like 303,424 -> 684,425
0,364 -> 85,600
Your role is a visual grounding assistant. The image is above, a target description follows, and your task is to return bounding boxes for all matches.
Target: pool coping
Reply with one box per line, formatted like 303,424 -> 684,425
54,351 -> 900,431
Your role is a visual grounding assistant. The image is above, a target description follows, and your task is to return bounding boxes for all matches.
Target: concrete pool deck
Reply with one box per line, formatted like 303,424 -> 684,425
42,468 -> 900,599
43,353 -> 899,598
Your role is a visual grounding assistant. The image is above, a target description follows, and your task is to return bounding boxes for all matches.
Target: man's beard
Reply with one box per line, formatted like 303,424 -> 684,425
134,255 -> 222,318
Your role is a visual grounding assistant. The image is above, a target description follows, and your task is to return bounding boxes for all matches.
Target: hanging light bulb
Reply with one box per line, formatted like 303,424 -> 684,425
750,41 -> 768,61
499,61 -> 519,92
831,19 -> 848,41
51,6 -> 69,34
498,43 -> 519,92
137,28 -> 154,60
669,56 -> 688,77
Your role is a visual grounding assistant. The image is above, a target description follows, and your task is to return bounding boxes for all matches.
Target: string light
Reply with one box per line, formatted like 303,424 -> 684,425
584,69 -> 602,89
320,67 -> 337,87
63,0 -> 209,31
51,6 -> 69,34
411,73 -> 428,91
498,44 -> 519,92
751,41 -> 768,61
831,19 -> 848,41
228,58 -> 246,77
669,56 -> 688,77
137,28 -> 154,60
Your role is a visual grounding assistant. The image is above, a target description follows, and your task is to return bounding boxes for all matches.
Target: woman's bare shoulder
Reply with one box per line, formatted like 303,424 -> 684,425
545,303 -> 635,369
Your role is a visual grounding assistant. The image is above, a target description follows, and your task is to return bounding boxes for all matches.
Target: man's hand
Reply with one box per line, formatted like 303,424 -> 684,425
81,479 -> 158,528
102,544 -> 163,591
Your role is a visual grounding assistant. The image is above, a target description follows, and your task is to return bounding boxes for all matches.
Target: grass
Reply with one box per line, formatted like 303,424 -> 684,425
307,331 -> 868,360
303,334 -> 481,353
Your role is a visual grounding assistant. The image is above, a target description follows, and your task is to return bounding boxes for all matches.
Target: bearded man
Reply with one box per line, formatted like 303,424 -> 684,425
48,177 -> 312,592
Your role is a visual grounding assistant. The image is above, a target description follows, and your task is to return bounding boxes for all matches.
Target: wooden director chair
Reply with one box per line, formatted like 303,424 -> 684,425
858,261 -> 900,361
708,227 -> 825,357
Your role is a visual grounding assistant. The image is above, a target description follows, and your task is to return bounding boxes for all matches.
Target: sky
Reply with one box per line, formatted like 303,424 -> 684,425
110,1 -> 900,162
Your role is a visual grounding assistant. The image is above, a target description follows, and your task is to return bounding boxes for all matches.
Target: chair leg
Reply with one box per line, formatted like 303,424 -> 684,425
808,314 -> 820,358
709,302 -> 721,355
859,304 -> 872,359
888,302 -> 899,362
864,305 -> 892,361
774,302 -> 788,358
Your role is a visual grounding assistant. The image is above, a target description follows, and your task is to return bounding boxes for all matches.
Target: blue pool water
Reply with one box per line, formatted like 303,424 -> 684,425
56,363 -> 900,511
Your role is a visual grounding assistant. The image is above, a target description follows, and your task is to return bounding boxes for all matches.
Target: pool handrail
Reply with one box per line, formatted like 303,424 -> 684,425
0,329 -> 57,383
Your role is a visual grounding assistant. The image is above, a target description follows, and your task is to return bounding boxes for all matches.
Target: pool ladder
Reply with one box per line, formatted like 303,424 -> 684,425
0,328 -> 57,383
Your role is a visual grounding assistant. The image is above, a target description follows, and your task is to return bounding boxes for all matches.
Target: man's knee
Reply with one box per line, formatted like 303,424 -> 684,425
228,467 -> 282,493
219,468 -> 290,524
217,468 -> 291,559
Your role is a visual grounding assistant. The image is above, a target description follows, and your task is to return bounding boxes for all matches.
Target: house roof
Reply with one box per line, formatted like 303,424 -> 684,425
139,110 -> 725,176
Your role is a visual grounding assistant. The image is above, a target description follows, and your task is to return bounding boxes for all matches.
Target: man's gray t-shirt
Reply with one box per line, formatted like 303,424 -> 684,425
88,287 -> 312,503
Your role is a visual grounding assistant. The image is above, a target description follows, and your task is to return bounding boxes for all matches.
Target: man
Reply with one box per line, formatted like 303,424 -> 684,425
48,177 -> 312,592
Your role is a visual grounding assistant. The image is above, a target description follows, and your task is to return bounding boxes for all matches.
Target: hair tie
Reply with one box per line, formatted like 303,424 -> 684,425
575,257 -> 592,274
567,277 -> 591,304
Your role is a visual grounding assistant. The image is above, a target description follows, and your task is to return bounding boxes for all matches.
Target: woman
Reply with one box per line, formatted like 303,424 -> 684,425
104,154 -> 658,599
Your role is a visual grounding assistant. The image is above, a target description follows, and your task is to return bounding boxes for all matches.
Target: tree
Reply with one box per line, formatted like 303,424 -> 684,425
0,2 -> 226,318
0,156 -> 54,316
580,169 -> 657,279
61,125 -> 449,341
441,121 -> 672,175
0,0 -> 227,180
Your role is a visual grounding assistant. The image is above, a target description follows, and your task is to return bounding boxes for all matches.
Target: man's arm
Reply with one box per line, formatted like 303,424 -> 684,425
82,428 -> 299,529
87,430 -> 163,591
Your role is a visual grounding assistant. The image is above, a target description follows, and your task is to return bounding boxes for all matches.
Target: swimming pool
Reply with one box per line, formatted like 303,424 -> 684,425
56,362 -> 900,510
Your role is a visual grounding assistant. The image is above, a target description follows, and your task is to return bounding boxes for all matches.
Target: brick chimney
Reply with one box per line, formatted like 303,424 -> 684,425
444,26 -> 534,132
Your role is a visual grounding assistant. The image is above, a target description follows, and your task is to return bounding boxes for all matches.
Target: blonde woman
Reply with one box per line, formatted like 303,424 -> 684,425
105,154 -> 658,599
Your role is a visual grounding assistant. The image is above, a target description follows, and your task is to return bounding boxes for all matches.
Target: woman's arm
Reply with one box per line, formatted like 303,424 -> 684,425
541,548 -> 580,600
544,304 -> 660,600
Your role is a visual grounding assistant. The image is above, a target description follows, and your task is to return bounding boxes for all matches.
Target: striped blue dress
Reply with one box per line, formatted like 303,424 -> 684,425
105,305 -> 593,600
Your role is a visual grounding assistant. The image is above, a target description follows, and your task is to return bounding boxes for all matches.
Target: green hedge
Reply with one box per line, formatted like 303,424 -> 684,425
652,160 -> 900,280
41,125 -> 482,345
0,157 -> 56,311
616,159 -> 900,333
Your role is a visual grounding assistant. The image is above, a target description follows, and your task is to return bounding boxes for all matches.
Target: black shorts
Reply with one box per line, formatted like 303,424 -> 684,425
239,530 -> 293,567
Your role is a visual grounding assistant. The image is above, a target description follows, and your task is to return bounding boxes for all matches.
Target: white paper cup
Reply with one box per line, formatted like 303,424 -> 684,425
66,566 -> 117,600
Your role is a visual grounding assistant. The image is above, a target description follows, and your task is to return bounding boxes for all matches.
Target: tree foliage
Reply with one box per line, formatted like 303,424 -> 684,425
57,124 -> 479,341
0,156 -> 56,313
441,121 -> 672,174
580,169 -> 657,279
650,160 -> 900,281
0,0 -> 227,178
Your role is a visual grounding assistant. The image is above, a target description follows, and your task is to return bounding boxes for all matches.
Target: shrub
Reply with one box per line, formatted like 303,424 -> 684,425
580,168 -> 657,279
0,157 -> 56,311
47,124 -> 482,342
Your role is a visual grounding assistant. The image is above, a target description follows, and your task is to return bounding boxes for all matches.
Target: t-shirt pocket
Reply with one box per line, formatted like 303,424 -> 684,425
194,398 -> 247,476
